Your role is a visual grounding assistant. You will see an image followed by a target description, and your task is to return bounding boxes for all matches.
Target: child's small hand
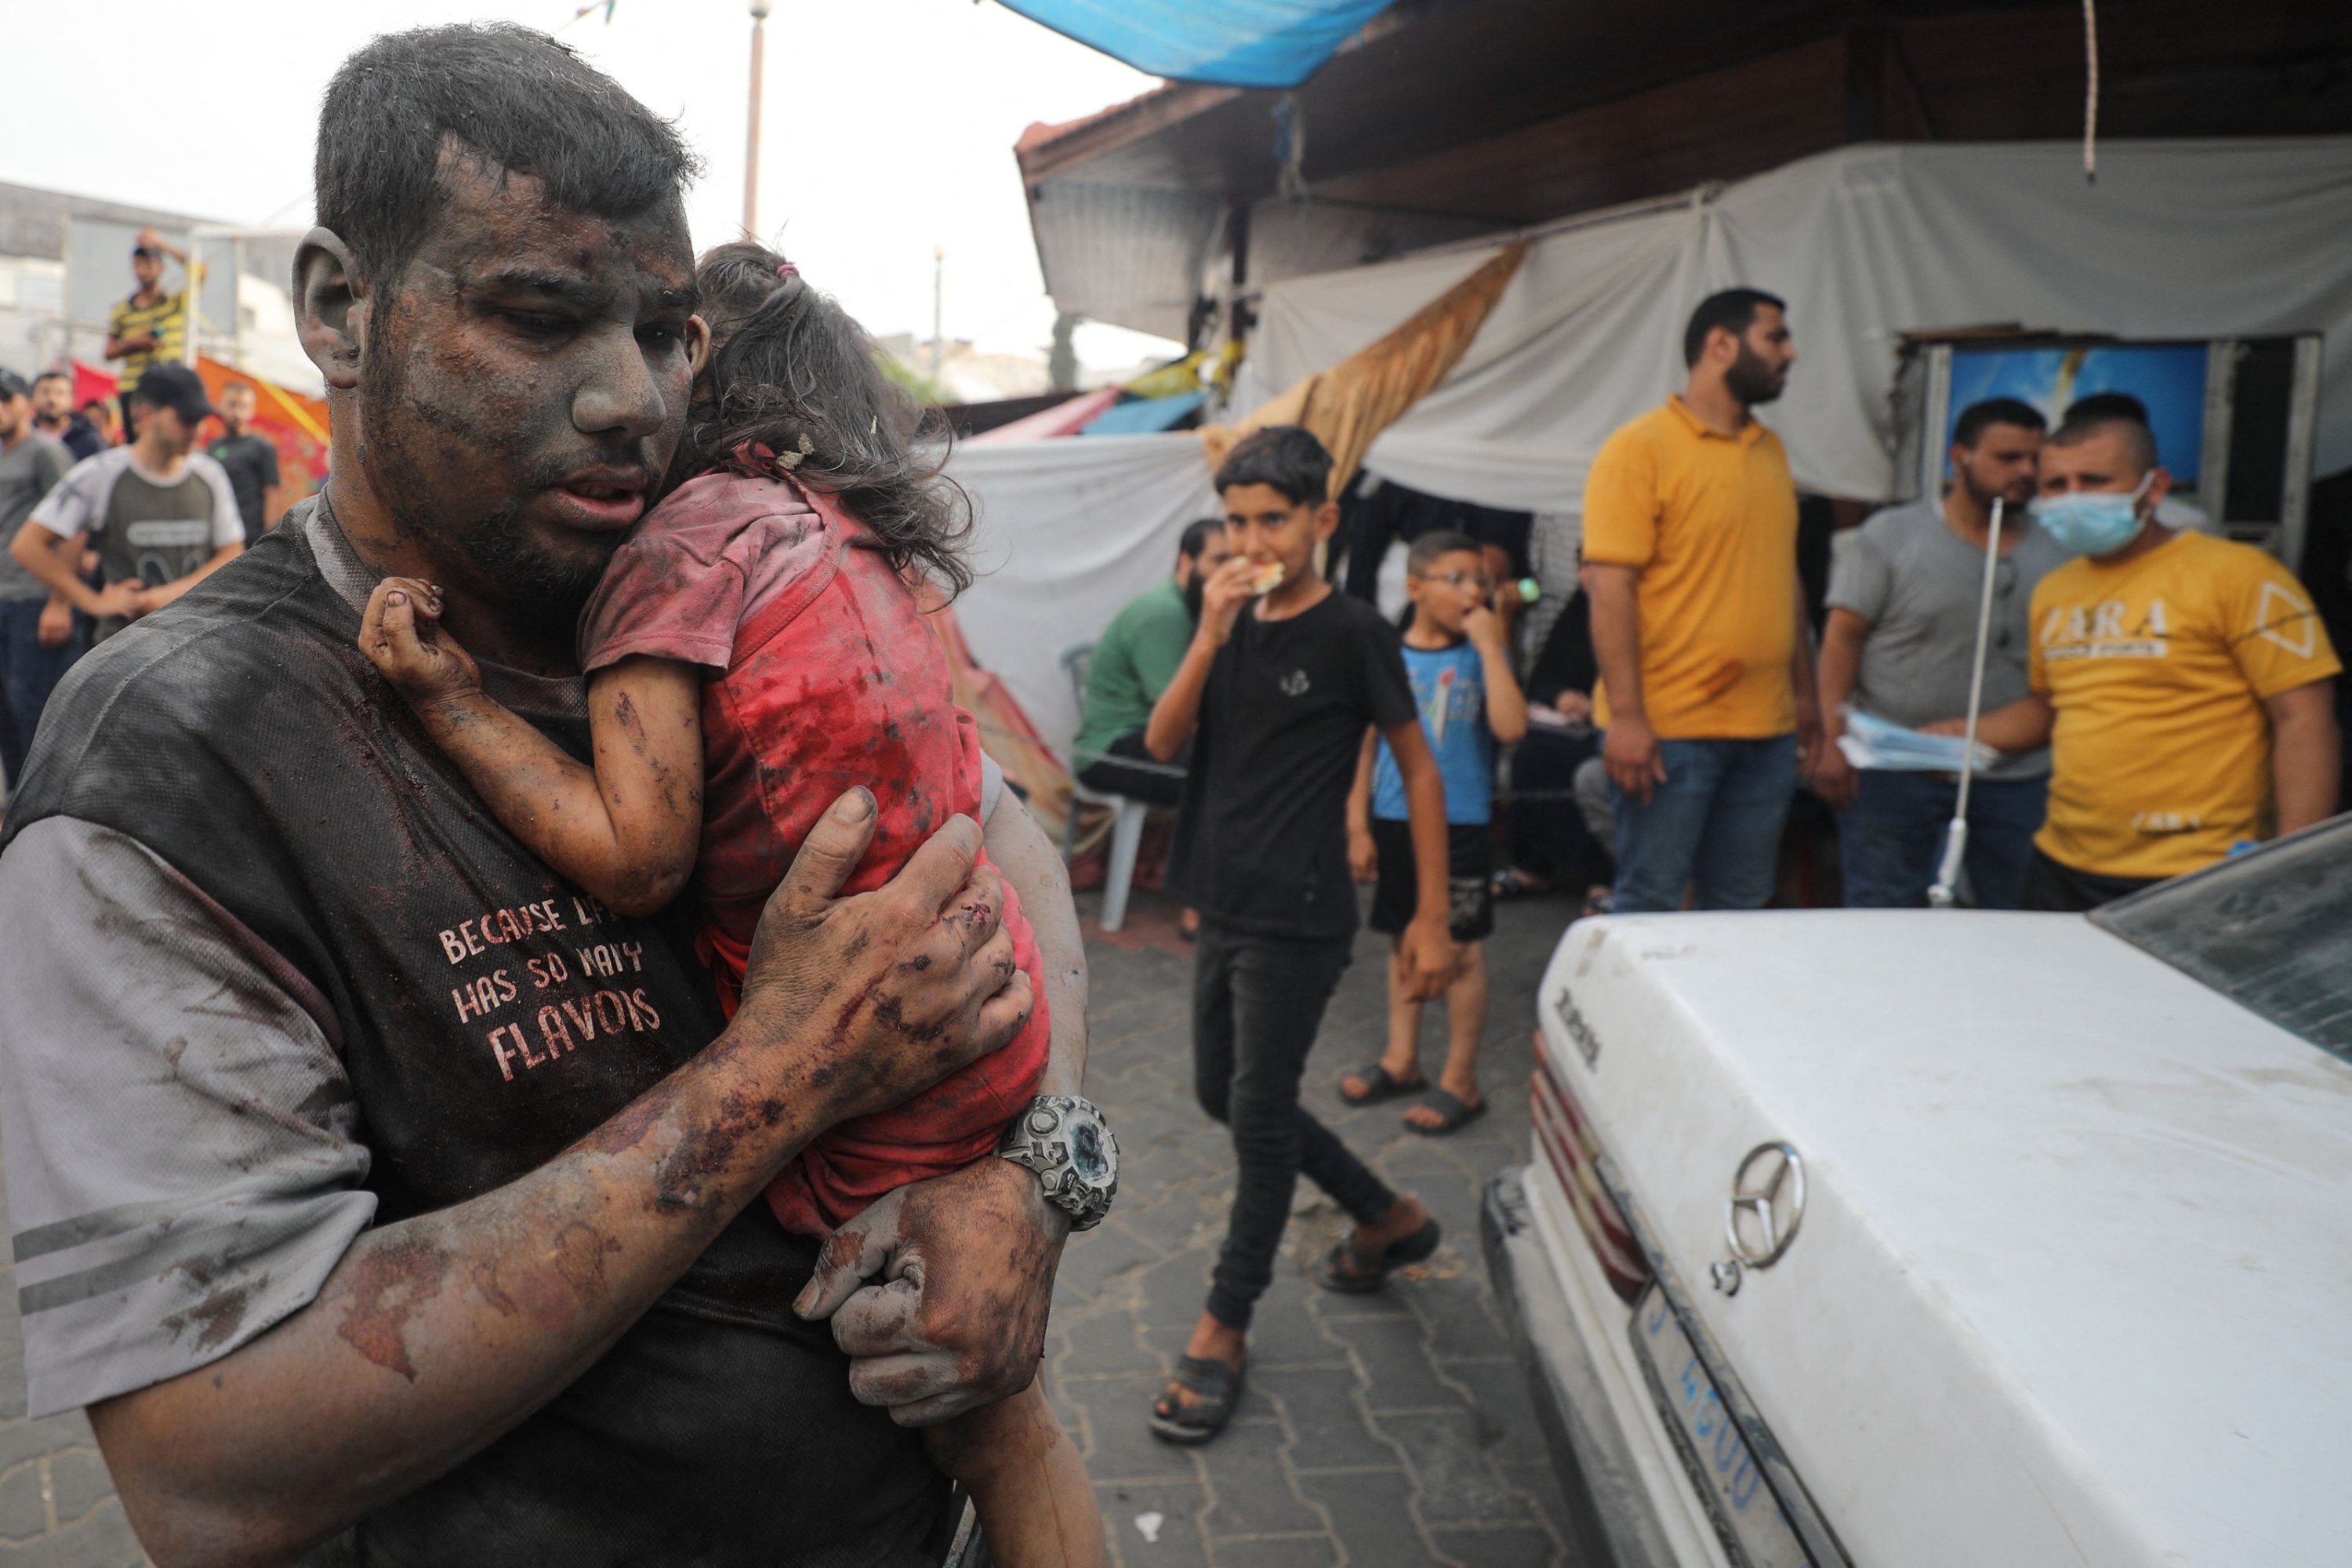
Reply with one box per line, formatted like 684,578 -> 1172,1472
359,576 -> 481,710
1196,557 -> 1258,647
1348,822 -> 1377,883
1461,603 -> 1508,655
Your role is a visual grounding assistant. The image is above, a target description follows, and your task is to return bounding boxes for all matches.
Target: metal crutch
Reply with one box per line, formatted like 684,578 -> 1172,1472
1928,497 -> 2005,909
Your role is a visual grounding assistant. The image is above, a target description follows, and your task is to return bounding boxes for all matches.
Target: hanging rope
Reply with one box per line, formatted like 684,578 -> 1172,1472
2082,0 -> 2100,183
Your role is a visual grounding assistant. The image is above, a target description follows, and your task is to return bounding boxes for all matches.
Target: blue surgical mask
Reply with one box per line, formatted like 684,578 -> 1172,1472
2031,473 -> 2154,557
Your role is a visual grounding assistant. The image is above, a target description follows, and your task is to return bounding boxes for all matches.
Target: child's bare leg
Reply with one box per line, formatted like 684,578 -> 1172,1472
924,1381 -> 1103,1568
1381,938 -> 1425,1083
1405,941 -> 1486,1131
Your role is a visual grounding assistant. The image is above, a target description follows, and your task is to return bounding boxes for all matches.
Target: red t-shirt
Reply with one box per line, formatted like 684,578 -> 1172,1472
578,470 -> 1051,1234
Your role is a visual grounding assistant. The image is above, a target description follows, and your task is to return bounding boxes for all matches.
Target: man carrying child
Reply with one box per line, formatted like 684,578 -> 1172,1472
1341,530 -> 1528,1134
1142,425 -> 1459,1444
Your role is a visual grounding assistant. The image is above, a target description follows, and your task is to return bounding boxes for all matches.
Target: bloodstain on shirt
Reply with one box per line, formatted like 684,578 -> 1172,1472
577,470 -> 1051,1233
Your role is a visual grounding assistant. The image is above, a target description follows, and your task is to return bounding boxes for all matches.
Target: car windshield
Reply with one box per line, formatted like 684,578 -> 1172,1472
2092,816 -> 2352,1064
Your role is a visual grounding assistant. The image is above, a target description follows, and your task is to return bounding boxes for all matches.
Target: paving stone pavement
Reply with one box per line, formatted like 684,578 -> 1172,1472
1052,886 -> 1582,1568
0,881 -> 1580,1568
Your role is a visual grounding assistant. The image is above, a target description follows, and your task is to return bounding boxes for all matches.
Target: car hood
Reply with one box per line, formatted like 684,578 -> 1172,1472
1543,909 -> 2352,1568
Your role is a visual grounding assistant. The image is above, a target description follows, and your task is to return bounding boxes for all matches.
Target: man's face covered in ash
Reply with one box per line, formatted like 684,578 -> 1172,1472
357,154 -> 699,637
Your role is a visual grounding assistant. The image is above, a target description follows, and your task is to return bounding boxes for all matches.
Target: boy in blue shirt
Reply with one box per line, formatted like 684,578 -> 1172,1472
1344,531 -> 1528,1134
1143,426 -> 1458,1444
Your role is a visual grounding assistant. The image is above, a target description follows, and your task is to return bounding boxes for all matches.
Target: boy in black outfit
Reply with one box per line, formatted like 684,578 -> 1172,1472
1142,425 -> 1458,1444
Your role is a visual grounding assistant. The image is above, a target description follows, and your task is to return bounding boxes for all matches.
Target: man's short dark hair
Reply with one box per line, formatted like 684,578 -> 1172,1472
315,24 -> 702,289
1682,288 -> 1786,368
1953,397 -> 2047,449
31,370 -> 70,390
1214,425 -> 1332,507
2049,412 -> 2158,474
2065,390 -> 2150,426
1178,517 -> 1225,561
1406,530 -> 1484,574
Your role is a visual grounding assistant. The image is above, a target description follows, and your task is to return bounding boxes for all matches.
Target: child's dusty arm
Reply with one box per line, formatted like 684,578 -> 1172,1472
982,792 -> 1087,1098
358,579 -> 703,916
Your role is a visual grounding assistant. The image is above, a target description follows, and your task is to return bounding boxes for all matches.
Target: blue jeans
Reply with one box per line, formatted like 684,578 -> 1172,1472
1607,734 -> 1798,913
1840,769 -> 2047,909
0,600 -> 80,786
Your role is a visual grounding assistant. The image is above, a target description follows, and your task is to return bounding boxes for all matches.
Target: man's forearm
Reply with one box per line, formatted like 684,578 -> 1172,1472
1969,695 -> 2055,753
984,793 -> 1087,1098
1582,565 -> 1646,722
1817,611 -> 1867,738
93,1023 -> 837,1568
9,529 -> 104,615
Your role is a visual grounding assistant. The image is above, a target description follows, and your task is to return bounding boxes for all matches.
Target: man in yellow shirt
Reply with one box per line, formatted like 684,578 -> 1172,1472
1941,411 -> 2340,910
103,229 -> 203,431
1582,288 -> 1819,913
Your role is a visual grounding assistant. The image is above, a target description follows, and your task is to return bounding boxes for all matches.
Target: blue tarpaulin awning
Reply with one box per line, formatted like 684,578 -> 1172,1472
1081,391 -> 1207,436
997,0 -> 1397,89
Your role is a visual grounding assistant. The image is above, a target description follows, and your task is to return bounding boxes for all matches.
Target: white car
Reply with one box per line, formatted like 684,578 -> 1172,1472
1483,824 -> 2352,1567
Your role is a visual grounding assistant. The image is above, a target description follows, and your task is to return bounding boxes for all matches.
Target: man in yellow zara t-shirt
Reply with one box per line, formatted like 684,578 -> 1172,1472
1947,411 -> 2339,910
1581,288 -> 1820,913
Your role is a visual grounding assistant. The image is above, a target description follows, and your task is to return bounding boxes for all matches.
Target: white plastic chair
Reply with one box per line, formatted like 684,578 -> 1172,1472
1059,642 -> 1152,933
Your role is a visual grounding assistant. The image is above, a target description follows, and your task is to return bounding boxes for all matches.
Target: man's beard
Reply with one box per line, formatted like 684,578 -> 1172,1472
358,346 -> 614,642
1183,572 -> 1207,621
1725,344 -> 1785,407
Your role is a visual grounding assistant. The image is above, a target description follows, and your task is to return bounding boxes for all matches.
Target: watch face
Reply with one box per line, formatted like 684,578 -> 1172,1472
1070,1118 -> 1110,1182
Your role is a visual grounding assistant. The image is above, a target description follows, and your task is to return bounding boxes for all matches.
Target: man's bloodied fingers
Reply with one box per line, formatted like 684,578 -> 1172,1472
791,1193 -> 906,1319
966,967 -> 1033,1062
891,815 -> 984,925
944,862 -> 1007,959
830,1282 -> 931,1359
771,788 -> 880,919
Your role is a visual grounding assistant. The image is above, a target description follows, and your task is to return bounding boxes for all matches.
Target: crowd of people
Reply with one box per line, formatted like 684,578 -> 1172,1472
0,226 -> 289,791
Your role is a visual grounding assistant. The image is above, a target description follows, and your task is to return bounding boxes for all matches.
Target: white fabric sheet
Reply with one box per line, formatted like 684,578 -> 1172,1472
1239,138 -> 2352,511
947,433 -> 1218,761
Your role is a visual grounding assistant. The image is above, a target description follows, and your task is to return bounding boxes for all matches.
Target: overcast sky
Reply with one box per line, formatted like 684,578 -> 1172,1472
2,0 -> 1174,368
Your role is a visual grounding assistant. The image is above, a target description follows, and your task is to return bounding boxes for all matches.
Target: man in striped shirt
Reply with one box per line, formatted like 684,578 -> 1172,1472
103,229 -> 204,431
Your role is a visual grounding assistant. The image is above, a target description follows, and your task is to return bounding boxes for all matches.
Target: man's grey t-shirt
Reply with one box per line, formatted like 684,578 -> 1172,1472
1827,499 -> 2069,781
0,433 -> 71,604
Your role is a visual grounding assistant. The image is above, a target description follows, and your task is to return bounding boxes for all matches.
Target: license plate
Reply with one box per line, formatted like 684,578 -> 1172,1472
1630,1286 -> 1815,1568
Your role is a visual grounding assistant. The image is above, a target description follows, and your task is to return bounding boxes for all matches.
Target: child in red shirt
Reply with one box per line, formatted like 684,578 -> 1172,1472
358,242 -> 1098,1566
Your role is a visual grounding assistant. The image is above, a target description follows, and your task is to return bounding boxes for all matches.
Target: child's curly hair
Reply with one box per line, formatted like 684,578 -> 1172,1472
688,241 -> 973,594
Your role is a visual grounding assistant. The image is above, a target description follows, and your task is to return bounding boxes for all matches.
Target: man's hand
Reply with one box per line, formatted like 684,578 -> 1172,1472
794,1156 -> 1067,1425
1795,691 -> 1825,779
1347,822 -> 1377,883
89,579 -> 141,622
735,796 -> 1032,1127
359,577 -> 482,710
1602,713 -> 1668,804
1811,739 -> 1859,810
35,598 -> 72,648
1397,913 -> 1457,1001
1196,556 -> 1256,648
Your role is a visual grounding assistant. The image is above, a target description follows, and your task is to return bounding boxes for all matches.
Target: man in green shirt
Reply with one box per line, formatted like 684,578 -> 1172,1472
1076,516 -> 1230,805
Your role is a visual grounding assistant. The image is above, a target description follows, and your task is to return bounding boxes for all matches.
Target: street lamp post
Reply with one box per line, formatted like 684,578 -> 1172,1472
745,0 -> 771,238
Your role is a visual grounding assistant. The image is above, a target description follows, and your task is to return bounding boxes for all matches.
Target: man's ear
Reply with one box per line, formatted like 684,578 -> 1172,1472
1313,499 -> 1341,539
685,314 -> 713,379
294,227 -> 366,393
2145,466 -> 2172,509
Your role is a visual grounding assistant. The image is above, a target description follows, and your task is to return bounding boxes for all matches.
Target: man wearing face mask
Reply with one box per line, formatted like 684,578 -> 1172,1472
1814,398 -> 2065,908
1931,411 -> 2341,910
1075,515 -> 1233,805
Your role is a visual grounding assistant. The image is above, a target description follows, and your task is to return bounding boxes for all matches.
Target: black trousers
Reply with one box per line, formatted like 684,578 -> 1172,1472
1192,923 -> 1396,1329
2023,848 -> 2161,912
1076,728 -> 1187,808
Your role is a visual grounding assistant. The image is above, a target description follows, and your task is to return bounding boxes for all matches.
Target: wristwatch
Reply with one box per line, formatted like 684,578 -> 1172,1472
996,1094 -> 1120,1232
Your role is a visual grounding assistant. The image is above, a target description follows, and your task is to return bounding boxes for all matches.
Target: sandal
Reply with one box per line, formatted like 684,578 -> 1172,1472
1148,1354 -> 1245,1444
1312,1216 -> 1443,1294
1404,1089 -> 1487,1137
1338,1062 -> 1425,1106
1489,868 -> 1551,902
